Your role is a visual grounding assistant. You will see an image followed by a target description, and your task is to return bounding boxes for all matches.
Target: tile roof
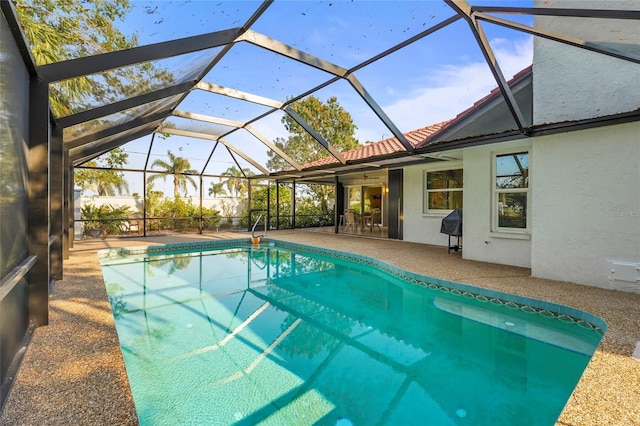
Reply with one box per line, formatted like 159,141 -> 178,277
301,120 -> 450,168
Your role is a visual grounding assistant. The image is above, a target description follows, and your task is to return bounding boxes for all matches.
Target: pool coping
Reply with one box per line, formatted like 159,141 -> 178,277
98,237 -> 607,335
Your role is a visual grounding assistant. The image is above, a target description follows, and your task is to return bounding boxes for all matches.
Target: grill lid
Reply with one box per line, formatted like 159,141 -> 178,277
440,208 -> 462,236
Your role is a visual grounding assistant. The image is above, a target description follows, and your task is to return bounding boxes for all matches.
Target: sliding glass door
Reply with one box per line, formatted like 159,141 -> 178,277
346,185 -> 382,216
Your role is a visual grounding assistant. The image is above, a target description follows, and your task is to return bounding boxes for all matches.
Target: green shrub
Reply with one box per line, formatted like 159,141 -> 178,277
155,196 -> 221,232
81,203 -> 132,236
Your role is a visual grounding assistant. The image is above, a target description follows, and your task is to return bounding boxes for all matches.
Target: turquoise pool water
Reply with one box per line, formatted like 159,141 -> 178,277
99,241 -> 604,426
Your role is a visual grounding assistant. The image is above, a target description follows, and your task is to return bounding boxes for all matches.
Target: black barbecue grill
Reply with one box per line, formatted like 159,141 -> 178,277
440,209 -> 462,253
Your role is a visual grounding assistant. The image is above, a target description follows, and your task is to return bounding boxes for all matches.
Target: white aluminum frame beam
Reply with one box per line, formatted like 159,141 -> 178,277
173,109 -> 244,128
237,30 -> 348,77
195,82 -> 284,109
159,127 -> 270,175
172,110 -> 302,170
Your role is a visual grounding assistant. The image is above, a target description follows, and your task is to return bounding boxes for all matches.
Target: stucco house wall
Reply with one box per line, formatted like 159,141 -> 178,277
404,119 -> 639,288
531,121 -> 640,292
529,0 -> 640,291
403,162 -> 460,248
403,143 -> 533,269
460,141 -> 533,269
533,0 -> 640,124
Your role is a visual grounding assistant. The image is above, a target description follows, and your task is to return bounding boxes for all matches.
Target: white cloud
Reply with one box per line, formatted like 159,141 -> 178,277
378,37 -> 533,134
493,37 -> 534,78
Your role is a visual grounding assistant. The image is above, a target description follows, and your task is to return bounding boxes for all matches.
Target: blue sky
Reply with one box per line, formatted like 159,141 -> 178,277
107,0 -> 534,184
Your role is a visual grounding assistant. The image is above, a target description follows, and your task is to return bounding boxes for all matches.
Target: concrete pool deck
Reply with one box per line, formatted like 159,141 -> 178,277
1,230 -> 639,425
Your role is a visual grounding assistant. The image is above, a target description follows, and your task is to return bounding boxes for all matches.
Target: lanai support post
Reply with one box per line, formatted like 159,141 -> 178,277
50,123 -> 63,281
266,183 -> 271,232
199,175 -> 204,234
28,78 -> 51,326
291,180 -> 296,229
63,149 -> 72,256
247,179 -> 252,232
334,177 -> 344,234
276,180 -> 280,230
143,171 -> 147,237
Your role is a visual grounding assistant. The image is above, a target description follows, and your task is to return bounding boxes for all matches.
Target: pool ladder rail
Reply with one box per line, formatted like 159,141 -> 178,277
251,214 -> 267,244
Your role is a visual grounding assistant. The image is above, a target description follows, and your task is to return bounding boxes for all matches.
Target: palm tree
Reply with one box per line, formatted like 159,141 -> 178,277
148,150 -> 198,197
74,148 -> 130,196
92,169 -> 130,196
222,166 -> 253,198
208,179 -> 227,198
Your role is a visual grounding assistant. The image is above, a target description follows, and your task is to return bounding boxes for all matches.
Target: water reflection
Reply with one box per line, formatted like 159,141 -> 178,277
102,245 -> 603,426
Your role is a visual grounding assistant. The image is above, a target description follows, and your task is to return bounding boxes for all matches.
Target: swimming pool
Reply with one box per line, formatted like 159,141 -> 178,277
99,240 -> 604,426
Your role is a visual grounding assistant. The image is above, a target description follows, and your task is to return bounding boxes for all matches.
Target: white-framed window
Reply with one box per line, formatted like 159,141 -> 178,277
493,150 -> 530,232
423,168 -> 463,213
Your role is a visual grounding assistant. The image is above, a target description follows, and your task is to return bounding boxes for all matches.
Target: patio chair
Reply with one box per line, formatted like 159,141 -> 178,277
121,213 -> 142,235
343,209 -> 358,233
364,208 -> 381,231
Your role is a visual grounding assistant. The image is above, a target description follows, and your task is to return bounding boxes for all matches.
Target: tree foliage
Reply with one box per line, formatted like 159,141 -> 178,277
266,96 -> 360,171
148,150 -> 197,198
264,96 -> 358,217
155,197 -> 220,232
208,180 -> 226,198
250,184 -> 291,229
15,0 -> 174,117
74,148 -> 129,196
144,181 -> 163,218
221,166 -> 253,198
